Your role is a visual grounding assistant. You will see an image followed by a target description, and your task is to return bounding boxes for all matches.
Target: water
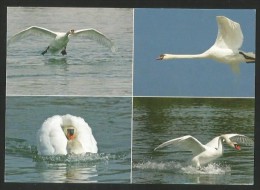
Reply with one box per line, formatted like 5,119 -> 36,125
5,97 -> 131,183
132,97 -> 254,184
6,7 -> 133,96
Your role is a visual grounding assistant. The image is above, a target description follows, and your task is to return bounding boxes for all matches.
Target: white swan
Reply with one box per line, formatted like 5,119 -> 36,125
156,16 -> 255,73
7,26 -> 117,55
154,134 -> 253,168
37,114 -> 98,155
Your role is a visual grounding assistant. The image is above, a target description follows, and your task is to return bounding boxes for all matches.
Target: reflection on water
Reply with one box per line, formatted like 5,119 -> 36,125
132,97 -> 254,184
34,153 -> 103,183
35,160 -> 98,183
44,57 -> 68,65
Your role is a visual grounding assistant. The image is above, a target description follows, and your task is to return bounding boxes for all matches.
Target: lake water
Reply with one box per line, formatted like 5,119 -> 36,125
5,97 -> 131,183
132,97 -> 254,184
6,7 -> 133,96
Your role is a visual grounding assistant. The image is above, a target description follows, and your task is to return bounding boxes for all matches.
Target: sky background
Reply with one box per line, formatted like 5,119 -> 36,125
133,9 -> 255,97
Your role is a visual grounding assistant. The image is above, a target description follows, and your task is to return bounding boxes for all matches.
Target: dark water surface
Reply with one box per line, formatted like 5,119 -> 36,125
132,97 -> 254,184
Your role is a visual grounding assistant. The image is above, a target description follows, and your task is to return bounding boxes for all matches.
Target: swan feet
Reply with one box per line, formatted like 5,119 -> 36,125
61,49 -> 67,55
61,46 -> 67,55
41,46 -> 49,55
239,52 -> 255,63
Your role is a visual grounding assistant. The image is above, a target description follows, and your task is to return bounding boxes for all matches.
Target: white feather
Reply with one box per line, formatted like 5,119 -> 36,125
37,114 -> 98,155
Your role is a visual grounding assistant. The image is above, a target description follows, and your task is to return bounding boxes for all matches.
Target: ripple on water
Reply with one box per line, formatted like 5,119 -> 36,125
133,161 -> 231,175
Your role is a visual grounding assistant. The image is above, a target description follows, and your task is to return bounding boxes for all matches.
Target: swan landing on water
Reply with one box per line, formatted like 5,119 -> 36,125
7,26 -> 117,55
37,114 -> 98,155
154,134 -> 253,168
157,16 -> 255,73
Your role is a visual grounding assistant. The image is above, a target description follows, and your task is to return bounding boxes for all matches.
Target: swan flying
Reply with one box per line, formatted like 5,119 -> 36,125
7,26 -> 117,55
154,134 -> 253,168
156,16 -> 255,73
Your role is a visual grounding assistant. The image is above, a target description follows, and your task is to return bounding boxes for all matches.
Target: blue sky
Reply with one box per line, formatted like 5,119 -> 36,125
133,9 -> 255,97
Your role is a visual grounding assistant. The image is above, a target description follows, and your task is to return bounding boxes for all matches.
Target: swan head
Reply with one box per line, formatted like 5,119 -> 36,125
62,125 -> 77,140
221,135 -> 241,151
156,54 -> 179,60
233,143 -> 241,150
156,54 -> 166,60
223,138 -> 241,150
66,29 -> 75,36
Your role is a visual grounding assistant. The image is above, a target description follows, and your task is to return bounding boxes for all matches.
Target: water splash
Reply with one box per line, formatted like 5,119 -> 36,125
33,152 -> 111,165
181,163 -> 231,175
133,161 -> 231,175
5,137 -> 38,156
6,137 -> 129,165
133,161 -> 182,171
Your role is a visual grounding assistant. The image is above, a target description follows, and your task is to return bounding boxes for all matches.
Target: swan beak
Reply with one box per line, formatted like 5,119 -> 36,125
66,128 -> 76,140
70,29 -> 75,34
156,54 -> 165,60
234,144 -> 241,150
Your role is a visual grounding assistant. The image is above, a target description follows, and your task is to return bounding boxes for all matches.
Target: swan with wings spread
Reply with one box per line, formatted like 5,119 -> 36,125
7,26 -> 117,55
154,134 -> 253,168
157,16 -> 255,73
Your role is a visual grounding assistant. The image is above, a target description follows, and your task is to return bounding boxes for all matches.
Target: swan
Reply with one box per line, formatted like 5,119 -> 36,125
156,16 -> 255,73
7,26 -> 117,55
37,114 -> 98,155
154,134 -> 253,168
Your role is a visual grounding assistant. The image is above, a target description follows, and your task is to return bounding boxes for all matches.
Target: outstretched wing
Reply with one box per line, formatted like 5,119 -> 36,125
213,16 -> 243,50
71,28 -> 117,52
154,135 -> 206,155
7,26 -> 57,46
226,134 -> 254,146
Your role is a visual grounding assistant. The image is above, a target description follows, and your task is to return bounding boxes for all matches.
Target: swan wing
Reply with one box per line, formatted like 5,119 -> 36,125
224,134 -> 254,146
213,16 -> 243,50
205,136 -> 220,149
7,26 -> 57,46
37,115 -> 67,155
71,28 -> 117,52
154,135 -> 206,155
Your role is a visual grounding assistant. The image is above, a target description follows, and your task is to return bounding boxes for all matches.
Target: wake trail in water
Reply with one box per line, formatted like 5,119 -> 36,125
133,161 -> 231,175
6,137 -> 128,165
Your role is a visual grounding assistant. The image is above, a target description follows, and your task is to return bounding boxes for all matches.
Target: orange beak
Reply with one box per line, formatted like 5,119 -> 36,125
66,129 -> 76,140
156,54 -> 165,60
234,144 -> 241,150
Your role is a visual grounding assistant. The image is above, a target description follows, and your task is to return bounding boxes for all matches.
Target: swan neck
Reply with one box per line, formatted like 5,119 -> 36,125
217,137 -> 223,151
67,138 -> 84,154
66,31 -> 71,36
163,53 -> 208,60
